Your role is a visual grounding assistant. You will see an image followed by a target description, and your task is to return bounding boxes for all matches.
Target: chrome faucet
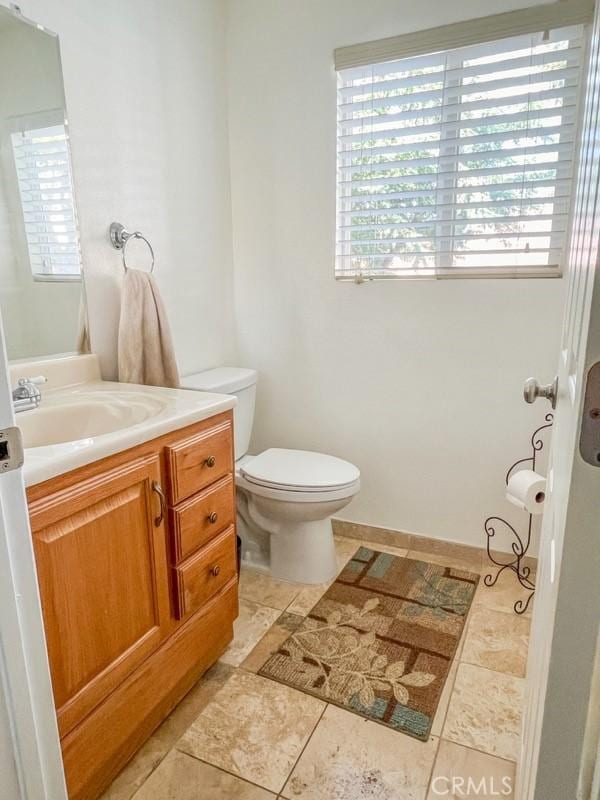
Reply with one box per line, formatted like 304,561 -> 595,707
12,375 -> 47,413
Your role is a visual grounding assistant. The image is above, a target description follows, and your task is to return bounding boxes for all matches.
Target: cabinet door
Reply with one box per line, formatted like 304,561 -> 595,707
28,454 -> 170,738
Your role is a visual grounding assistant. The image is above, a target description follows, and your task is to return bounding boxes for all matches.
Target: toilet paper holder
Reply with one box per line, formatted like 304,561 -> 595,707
483,412 -> 554,615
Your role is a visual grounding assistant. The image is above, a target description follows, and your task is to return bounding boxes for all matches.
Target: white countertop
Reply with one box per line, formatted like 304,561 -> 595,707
21,379 -> 235,487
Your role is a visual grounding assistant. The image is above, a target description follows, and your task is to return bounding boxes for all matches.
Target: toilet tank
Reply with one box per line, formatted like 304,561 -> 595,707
180,367 -> 257,460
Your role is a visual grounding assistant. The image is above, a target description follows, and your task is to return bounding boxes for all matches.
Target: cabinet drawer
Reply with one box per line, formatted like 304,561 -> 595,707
165,420 -> 233,505
169,475 -> 235,563
172,527 -> 237,619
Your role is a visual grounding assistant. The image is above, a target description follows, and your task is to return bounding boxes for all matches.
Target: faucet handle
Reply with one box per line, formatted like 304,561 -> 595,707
18,375 -> 47,386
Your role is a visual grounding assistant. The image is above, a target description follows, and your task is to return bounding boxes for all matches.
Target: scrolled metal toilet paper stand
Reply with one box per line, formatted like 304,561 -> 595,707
483,413 -> 553,615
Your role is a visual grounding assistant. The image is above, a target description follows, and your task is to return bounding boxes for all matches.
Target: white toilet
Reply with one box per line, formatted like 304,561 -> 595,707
181,368 -> 360,584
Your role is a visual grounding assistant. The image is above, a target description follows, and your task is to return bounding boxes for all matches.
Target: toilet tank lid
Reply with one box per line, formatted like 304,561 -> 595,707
181,367 -> 257,394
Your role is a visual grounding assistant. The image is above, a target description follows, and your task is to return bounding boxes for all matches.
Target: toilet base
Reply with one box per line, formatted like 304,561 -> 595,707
270,518 -> 338,584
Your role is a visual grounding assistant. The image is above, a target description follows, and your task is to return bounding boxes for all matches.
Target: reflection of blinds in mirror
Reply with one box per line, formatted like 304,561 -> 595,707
11,124 -> 82,279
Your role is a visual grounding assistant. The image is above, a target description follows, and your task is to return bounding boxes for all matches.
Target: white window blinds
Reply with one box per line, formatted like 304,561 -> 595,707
335,25 -> 586,279
11,123 -> 82,280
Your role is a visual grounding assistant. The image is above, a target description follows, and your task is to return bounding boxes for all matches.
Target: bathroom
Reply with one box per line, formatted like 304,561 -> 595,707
0,0 -> 599,798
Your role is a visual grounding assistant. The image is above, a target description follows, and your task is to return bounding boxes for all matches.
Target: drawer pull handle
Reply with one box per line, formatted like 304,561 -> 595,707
152,481 -> 166,527
210,564 -> 221,577
204,456 -> 216,468
208,511 -> 219,524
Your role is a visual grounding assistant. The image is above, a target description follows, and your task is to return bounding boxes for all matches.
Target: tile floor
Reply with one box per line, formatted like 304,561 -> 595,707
102,535 -> 532,800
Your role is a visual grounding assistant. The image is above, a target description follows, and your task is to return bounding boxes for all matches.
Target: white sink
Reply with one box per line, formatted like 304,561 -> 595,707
19,391 -> 169,448
12,355 -> 236,487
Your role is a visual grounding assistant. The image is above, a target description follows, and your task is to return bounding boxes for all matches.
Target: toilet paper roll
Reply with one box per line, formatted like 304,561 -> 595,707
506,469 -> 546,515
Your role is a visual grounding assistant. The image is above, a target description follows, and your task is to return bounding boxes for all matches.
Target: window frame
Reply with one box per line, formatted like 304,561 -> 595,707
334,26 -> 589,282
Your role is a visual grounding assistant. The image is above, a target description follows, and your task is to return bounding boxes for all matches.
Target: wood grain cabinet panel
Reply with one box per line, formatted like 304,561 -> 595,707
168,474 -> 235,563
25,410 -> 238,799
29,454 -> 170,738
61,580 -> 238,800
172,526 -> 237,619
164,419 -> 233,504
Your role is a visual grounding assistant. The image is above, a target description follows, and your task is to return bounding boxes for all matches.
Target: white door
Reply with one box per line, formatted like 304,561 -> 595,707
519,2 -> 600,797
0,319 -> 66,795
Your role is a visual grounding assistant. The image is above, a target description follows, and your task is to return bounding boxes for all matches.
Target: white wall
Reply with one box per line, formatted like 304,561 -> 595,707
5,0 -> 236,378
4,0 -> 568,552
226,0 -> 566,551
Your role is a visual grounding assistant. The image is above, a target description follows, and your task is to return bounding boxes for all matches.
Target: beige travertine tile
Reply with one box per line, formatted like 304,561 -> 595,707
132,750 -> 275,799
430,620 -> 468,738
220,598 -> 280,666
335,536 -> 407,563
332,519 -> 412,550
409,537 -> 483,569
281,705 -> 438,800
287,582 -> 331,616
333,535 -> 361,567
332,520 -> 487,568
462,606 -> 530,677
178,670 -> 325,793
151,662 -> 235,747
490,549 -> 537,574
101,662 -> 234,799
360,540 -> 408,557
241,612 -> 304,672
101,736 -> 168,800
238,567 -> 301,610
443,663 -> 524,761
408,549 -> 482,574
426,740 -> 516,800
475,566 -> 534,617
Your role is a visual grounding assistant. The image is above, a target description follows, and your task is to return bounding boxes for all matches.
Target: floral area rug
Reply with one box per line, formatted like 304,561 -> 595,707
259,546 -> 479,740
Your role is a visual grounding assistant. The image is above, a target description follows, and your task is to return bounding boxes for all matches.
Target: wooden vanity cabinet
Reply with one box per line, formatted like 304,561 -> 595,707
28,453 -> 171,739
26,410 -> 238,800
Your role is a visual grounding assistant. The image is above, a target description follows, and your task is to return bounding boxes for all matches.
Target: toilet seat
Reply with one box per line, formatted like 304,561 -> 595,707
237,448 -> 360,503
184,366 -> 360,583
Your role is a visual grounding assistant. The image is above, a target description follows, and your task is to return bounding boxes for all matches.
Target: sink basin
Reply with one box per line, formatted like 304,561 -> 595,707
19,391 -> 169,448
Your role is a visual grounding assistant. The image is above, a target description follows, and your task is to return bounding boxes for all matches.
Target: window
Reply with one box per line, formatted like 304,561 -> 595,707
335,25 -> 586,280
11,122 -> 82,280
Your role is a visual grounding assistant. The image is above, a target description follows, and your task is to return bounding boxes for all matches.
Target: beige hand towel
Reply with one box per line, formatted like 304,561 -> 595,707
118,268 -> 180,388
76,283 -> 91,354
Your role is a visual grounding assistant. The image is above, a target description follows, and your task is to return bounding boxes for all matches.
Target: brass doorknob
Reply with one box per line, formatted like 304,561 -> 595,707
210,564 -> 221,577
208,512 -> 218,524
204,456 -> 216,468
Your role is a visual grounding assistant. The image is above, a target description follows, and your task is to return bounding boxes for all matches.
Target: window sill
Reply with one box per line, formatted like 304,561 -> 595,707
335,267 -> 563,282
32,274 -> 82,284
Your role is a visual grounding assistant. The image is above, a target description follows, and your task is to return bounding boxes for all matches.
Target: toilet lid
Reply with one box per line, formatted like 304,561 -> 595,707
240,448 -> 360,492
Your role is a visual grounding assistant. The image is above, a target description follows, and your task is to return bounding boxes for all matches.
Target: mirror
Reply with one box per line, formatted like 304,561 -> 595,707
0,6 -> 85,361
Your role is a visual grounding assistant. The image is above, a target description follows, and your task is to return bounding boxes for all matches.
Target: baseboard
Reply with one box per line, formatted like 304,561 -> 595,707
332,518 -> 537,569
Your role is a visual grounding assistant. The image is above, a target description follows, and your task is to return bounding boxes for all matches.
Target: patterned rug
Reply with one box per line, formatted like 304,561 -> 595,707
259,546 -> 479,741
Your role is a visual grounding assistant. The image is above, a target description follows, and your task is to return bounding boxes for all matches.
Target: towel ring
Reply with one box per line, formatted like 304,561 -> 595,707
109,221 -> 155,273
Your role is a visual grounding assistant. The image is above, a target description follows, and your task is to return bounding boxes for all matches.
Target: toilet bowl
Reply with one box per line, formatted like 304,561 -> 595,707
180,368 -> 360,584
237,448 -> 359,583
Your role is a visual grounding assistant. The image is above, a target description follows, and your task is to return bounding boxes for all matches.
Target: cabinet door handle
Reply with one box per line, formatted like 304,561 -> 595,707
210,564 -> 221,577
152,481 -> 166,527
208,511 -> 218,524
204,455 -> 216,468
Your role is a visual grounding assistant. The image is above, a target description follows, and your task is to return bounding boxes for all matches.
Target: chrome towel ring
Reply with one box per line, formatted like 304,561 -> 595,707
109,221 -> 155,273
